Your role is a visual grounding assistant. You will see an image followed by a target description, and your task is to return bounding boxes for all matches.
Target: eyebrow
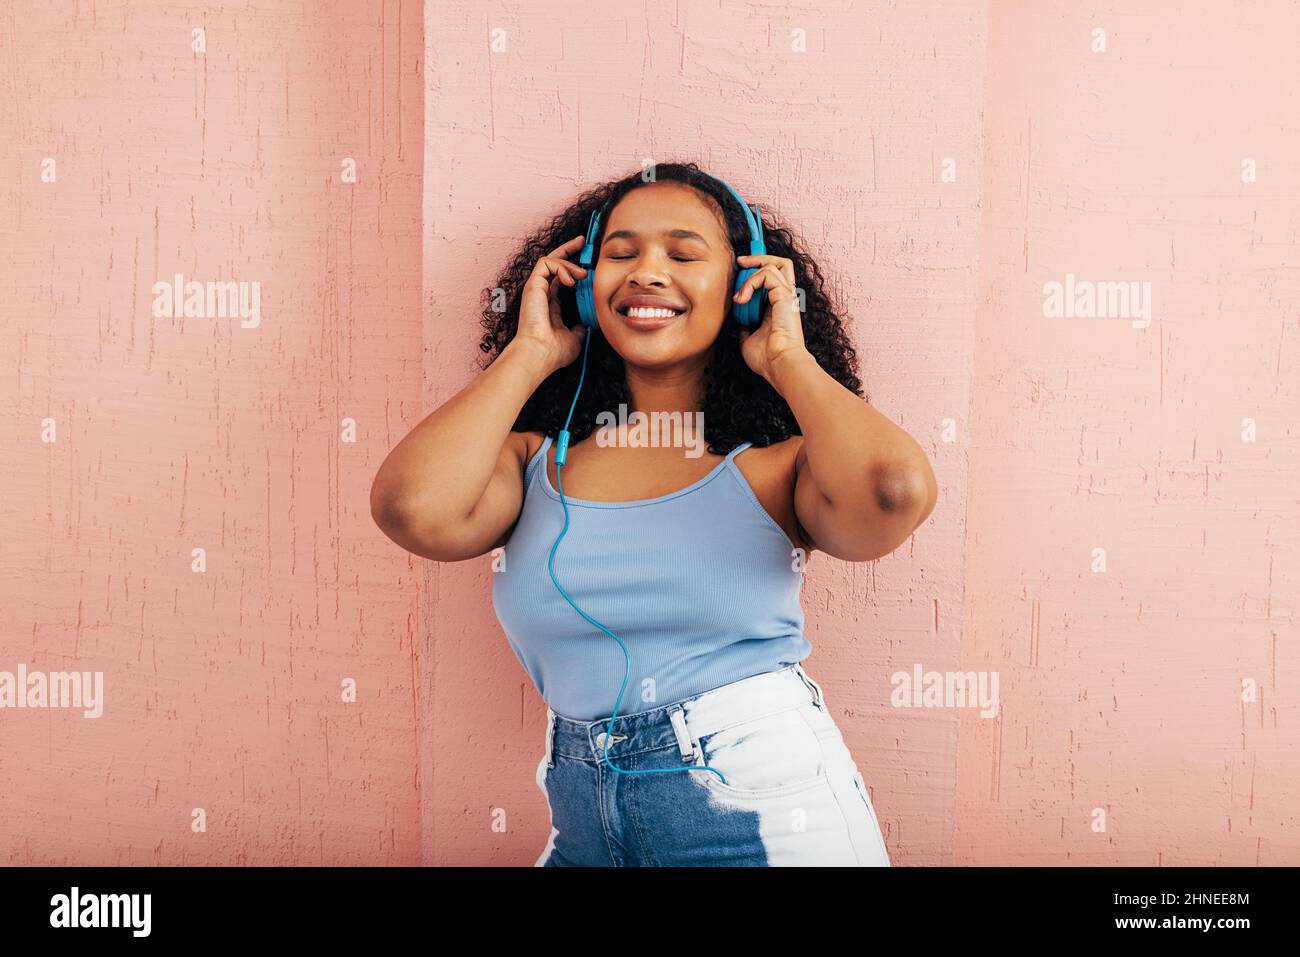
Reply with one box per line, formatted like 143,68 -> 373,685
603,228 -> 711,245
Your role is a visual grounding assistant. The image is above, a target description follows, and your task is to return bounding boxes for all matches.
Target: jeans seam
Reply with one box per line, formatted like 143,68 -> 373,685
792,664 -> 825,711
624,754 -> 659,867
795,706 -> 863,865
595,761 -> 622,866
855,776 -> 890,864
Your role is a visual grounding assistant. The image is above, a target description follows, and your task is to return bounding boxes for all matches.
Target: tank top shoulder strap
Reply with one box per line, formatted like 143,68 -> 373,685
524,434 -> 553,490
724,440 -> 754,462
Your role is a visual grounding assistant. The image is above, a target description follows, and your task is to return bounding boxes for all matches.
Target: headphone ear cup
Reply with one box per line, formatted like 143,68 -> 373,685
732,267 -> 767,328
575,271 -> 598,329
573,207 -> 603,330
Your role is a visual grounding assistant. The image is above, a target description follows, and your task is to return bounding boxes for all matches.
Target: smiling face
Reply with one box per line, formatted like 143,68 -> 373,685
591,181 -> 736,368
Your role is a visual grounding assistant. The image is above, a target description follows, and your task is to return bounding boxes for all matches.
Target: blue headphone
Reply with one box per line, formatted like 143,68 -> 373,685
547,173 -> 769,786
573,172 -> 768,330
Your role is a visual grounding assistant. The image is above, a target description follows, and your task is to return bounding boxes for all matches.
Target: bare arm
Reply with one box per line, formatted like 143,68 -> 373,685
733,251 -> 938,563
776,350 -> 937,562
370,234 -> 590,562
369,341 -> 554,561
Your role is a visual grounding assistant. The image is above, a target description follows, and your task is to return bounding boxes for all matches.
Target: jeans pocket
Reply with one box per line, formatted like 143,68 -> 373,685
695,705 -> 830,799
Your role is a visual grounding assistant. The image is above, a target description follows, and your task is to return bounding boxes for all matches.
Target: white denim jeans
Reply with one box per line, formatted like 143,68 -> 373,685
535,662 -> 891,866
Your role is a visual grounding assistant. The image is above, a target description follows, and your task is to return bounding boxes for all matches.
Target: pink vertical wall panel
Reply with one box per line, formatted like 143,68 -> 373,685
960,1 -> 1300,864
0,2 -> 424,863
422,0 -> 985,865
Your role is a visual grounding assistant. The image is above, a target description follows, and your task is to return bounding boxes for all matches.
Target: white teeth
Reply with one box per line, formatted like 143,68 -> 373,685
624,306 -> 682,319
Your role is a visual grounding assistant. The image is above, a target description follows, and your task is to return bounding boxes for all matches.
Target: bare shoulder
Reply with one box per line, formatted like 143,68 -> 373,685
734,434 -> 802,473
730,435 -> 812,553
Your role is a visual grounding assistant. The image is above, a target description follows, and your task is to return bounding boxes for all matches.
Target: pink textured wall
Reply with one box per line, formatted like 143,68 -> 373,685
0,2 -> 424,863
958,1 -> 1300,865
3,0 -> 1296,868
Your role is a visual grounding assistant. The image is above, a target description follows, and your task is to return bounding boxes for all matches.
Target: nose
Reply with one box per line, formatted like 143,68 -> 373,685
624,251 -> 671,288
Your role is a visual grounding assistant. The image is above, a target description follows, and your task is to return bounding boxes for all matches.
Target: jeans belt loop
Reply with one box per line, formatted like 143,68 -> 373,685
667,704 -> 697,762
796,664 -> 825,709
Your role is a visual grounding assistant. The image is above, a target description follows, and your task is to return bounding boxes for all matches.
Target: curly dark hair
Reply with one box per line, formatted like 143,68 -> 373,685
476,161 -> 867,455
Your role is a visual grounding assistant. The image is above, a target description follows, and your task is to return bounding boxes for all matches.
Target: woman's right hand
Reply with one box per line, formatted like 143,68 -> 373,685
512,233 -> 591,373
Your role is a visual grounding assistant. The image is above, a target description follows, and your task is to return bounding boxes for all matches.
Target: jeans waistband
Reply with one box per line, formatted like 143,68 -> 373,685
542,663 -> 827,768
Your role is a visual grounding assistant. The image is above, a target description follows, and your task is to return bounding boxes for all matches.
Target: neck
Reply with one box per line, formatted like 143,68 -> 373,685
623,354 -> 708,416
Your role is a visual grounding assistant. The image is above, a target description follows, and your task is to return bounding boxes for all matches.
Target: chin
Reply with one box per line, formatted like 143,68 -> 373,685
613,340 -> 678,366
619,335 -> 717,370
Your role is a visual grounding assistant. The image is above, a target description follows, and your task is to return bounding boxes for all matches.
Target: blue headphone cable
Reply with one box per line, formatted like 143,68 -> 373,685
544,330 -> 727,785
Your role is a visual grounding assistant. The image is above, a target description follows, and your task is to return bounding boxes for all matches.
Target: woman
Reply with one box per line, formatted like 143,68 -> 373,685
371,162 -> 937,866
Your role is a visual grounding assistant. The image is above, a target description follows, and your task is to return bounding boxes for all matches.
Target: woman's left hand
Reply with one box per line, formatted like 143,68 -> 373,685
733,254 -> 811,385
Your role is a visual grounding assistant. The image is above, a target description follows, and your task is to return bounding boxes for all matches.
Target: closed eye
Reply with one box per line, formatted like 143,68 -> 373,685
608,255 -> 698,262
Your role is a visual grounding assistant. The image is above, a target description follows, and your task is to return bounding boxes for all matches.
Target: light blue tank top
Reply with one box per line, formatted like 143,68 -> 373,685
491,434 -> 810,721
